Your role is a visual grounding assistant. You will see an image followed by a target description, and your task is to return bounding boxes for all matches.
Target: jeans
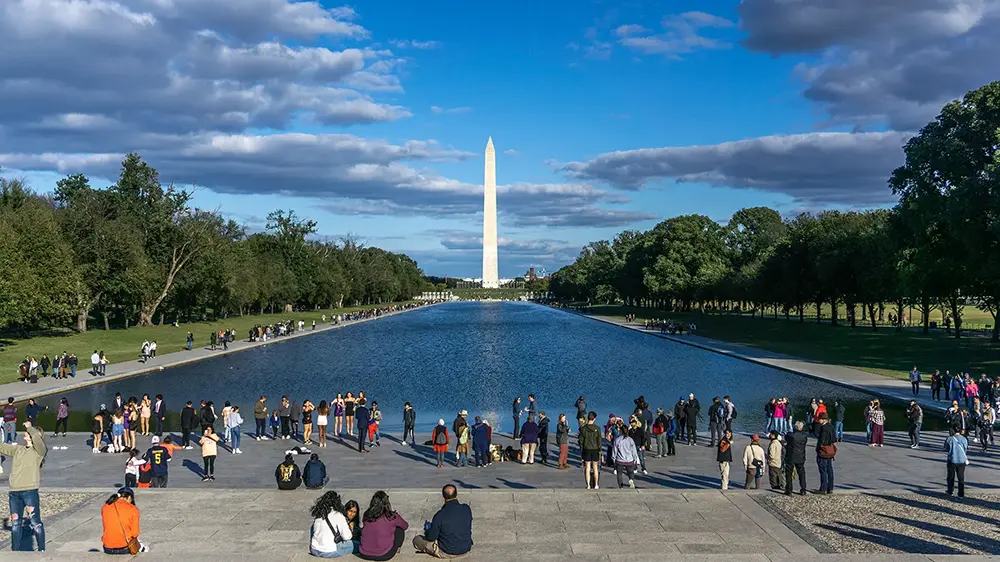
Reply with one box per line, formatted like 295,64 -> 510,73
203,455 -> 216,476
9,489 -> 45,551
655,433 -> 667,456
436,451 -> 445,466
255,418 -> 266,438
512,415 -> 521,438
866,422 -> 872,443
833,421 -> 844,441
538,439 -> 548,463
909,422 -> 921,446
70,365 -> 76,377
187,340 -> 193,350
474,444 -> 489,466
947,462 -> 966,496
911,381 -> 920,395
181,428 -> 192,447
310,540 -> 359,558
358,428 -> 367,452
817,456 -> 834,492
666,435 -> 676,455
231,427 -> 241,450
4,421 -> 15,444
403,426 -> 414,444
636,448 -> 646,472
280,417 -> 290,437
457,452 -> 468,467
932,387 -> 941,400
709,422 -> 721,445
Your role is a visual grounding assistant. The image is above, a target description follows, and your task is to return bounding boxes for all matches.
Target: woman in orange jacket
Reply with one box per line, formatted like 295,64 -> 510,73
101,488 -> 148,554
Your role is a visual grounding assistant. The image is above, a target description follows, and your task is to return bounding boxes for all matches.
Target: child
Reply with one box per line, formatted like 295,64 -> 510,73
124,449 -> 146,488
137,461 -> 152,488
270,410 -> 280,440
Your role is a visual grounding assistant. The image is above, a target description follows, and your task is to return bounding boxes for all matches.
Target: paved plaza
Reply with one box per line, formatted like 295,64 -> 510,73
16,430 -> 1000,492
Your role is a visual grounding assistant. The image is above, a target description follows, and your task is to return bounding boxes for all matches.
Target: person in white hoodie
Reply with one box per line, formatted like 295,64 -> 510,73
743,434 -> 766,490
309,491 -> 358,558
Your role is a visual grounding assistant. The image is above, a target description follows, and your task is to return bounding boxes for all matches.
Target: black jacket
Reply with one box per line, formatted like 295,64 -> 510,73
403,408 -> 416,427
816,422 -> 836,450
709,403 -> 724,424
684,400 -> 701,424
180,406 -> 196,429
537,417 -> 550,440
275,462 -> 302,490
784,430 -> 808,464
426,500 -> 473,556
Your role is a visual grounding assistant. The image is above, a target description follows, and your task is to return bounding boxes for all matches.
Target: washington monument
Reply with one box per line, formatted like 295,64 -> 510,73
482,137 -> 499,288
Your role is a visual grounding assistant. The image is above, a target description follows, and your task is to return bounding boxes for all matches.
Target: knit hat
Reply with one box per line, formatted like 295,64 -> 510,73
751,434 -> 760,442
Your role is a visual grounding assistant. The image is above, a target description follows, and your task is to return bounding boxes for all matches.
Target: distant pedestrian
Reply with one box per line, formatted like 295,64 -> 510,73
868,401 -> 885,447
199,427 -> 219,481
907,401 -> 923,448
717,429 -> 733,490
402,402 -> 416,446
511,398 -> 522,439
945,431 -> 969,498
580,411 -> 602,490
519,415 -> 538,464
355,399 -> 370,454
766,431 -> 784,490
816,413 -> 836,494
784,421 -> 808,496
743,434 -> 765,490
432,420 -> 449,468
909,365 -> 921,396
556,414 -> 570,469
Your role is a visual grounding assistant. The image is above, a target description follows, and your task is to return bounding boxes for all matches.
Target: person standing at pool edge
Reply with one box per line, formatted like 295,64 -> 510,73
355,399 -> 370,454
511,397 -> 521,439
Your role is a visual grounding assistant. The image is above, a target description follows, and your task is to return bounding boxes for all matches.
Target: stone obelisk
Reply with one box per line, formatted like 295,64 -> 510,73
482,137 -> 499,288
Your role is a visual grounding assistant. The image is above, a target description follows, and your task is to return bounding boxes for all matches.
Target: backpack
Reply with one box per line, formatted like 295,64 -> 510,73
731,405 -> 738,420
434,428 -> 447,445
652,421 -> 664,435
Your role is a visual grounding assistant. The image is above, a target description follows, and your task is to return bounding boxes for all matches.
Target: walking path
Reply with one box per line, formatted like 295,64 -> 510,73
0,304 -> 437,404
15,488 -> 1000,561
583,312 -> 953,415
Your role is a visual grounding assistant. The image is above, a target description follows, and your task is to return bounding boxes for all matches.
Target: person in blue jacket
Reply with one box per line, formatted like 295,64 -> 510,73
303,453 -> 327,489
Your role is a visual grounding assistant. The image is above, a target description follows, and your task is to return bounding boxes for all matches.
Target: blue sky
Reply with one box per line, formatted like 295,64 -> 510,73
1,0 -> 995,277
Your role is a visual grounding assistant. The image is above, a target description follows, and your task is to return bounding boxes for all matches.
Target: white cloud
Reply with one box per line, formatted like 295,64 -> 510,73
503,149 -> 518,156
430,105 -> 473,115
616,11 -> 735,57
562,132 -> 912,205
739,0 -> 1000,129
389,39 -> 441,49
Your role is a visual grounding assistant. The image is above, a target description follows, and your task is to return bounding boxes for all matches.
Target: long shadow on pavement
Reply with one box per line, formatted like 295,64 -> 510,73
815,520 -> 962,554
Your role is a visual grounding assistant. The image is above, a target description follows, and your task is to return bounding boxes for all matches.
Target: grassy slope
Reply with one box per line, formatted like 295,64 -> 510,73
590,305 -> 998,381
0,302 -> 416,384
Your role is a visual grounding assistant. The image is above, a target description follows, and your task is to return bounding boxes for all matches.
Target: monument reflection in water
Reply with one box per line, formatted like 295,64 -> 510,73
39,302 -> 923,432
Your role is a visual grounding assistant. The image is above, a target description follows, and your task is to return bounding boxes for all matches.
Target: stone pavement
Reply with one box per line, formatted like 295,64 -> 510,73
15,431 -> 1000,493
587,313 -> 955,416
9,488 -> 1000,562
0,304 -> 435,404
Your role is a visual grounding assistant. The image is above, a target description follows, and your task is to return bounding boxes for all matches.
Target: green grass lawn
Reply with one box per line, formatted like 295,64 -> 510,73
0,302 -> 417,384
589,305 -> 998,381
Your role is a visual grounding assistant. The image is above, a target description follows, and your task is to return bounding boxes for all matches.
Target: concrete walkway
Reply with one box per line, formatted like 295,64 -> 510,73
15,488 -> 1000,561
1,304 -> 436,404
584,313 -> 955,416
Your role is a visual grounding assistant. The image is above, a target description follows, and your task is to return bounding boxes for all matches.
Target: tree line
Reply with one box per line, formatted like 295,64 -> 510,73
0,154 -> 425,334
550,82 -> 1000,341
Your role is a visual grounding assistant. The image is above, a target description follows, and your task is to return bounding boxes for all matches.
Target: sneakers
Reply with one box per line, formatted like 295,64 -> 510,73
594,485 -> 600,490
628,479 -> 635,488
235,448 -> 242,454
643,470 -> 649,475
201,476 -> 209,482
185,446 -> 193,450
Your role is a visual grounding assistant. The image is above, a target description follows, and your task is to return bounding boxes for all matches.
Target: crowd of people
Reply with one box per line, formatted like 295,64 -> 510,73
14,302 -> 434,383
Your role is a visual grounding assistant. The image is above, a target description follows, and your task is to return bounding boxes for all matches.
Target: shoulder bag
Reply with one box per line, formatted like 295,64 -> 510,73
113,504 -> 141,555
324,515 -> 344,544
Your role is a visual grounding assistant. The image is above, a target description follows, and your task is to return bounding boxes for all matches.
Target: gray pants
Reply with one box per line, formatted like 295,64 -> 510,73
745,469 -> 761,489
709,422 -> 722,445
768,466 -> 785,489
655,433 -> 667,456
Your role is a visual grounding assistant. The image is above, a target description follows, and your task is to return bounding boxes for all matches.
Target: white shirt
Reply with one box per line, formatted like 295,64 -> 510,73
91,353 -> 100,365
125,457 -> 147,476
150,342 -> 156,351
310,512 -> 353,553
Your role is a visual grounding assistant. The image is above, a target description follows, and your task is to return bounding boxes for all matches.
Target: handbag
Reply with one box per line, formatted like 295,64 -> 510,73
113,504 -> 141,555
818,443 -> 837,459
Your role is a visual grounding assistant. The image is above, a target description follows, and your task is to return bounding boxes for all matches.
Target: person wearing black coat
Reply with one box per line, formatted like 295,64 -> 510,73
355,400 -> 370,453
537,413 -> 550,465
783,422 -> 808,495
684,394 -> 701,445
674,398 -> 687,441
